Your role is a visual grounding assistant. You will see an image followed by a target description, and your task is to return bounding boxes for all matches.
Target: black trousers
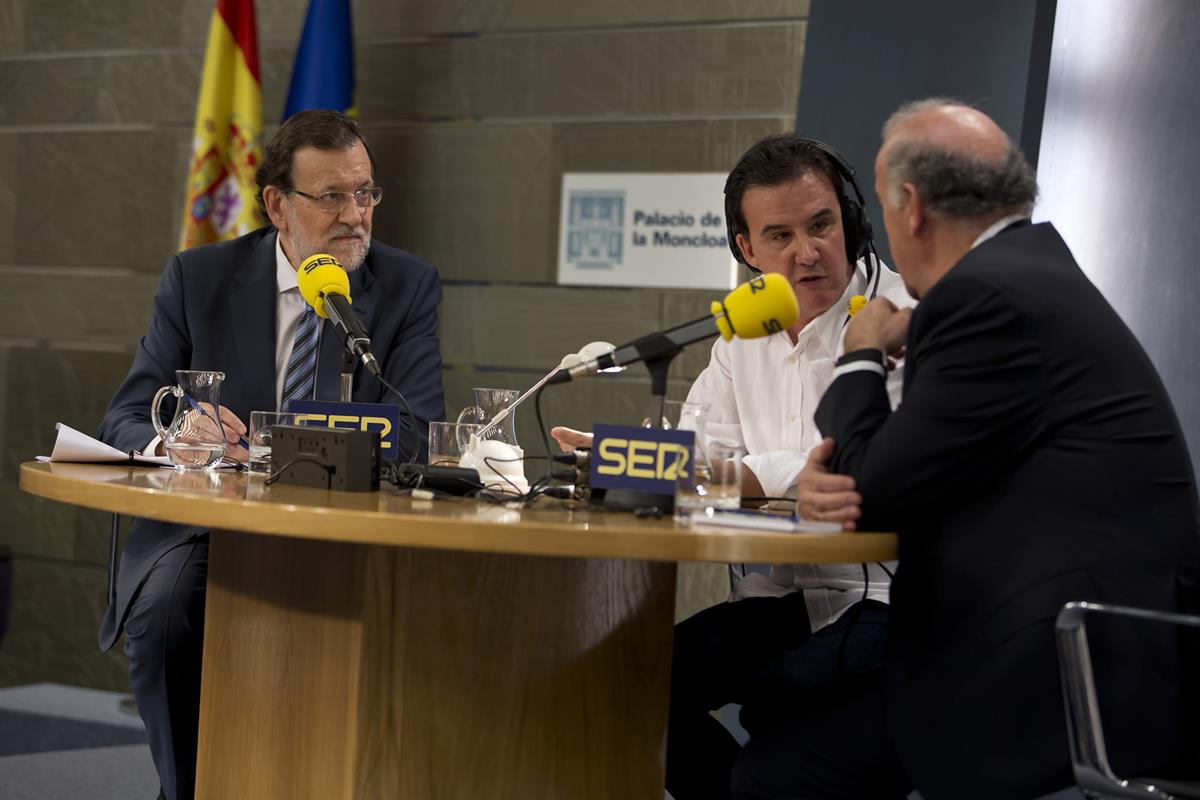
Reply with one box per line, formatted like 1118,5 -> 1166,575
666,593 -> 909,800
122,537 -> 208,800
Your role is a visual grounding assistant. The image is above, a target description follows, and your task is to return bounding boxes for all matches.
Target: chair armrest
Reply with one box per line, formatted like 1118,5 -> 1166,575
1056,601 -> 1200,799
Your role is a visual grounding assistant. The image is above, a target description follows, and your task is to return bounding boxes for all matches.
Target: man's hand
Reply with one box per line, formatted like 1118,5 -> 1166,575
796,438 -> 862,531
189,402 -> 248,461
550,426 -> 594,453
844,297 -> 912,355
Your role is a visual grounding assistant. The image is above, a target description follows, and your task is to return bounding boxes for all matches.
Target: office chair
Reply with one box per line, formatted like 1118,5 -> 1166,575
1056,601 -> 1200,799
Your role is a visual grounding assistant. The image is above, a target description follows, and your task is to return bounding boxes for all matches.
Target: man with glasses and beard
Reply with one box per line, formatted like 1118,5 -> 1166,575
97,109 -> 445,800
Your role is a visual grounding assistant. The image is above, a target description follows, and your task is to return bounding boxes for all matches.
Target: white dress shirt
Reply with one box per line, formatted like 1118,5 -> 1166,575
273,232 -> 317,410
685,257 -> 915,630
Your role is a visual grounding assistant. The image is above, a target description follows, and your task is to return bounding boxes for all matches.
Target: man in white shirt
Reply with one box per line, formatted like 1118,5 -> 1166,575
553,135 -> 913,798
667,135 -> 914,800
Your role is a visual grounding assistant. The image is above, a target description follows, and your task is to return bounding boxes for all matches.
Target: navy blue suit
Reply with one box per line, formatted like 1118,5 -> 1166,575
96,227 -> 445,798
813,222 -> 1200,800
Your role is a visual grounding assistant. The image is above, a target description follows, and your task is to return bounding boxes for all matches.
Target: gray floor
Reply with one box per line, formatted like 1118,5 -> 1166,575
2,684 -> 1086,800
0,683 -> 158,799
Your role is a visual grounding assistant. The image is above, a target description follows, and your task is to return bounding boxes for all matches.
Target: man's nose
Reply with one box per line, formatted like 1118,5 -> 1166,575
337,196 -> 367,227
791,235 -> 820,266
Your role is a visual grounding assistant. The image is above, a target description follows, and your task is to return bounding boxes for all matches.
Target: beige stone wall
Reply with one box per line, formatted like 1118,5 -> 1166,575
0,0 -> 808,688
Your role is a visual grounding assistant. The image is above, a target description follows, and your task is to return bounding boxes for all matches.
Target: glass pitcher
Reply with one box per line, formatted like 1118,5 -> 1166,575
455,387 -> 520,447
150,370 -> 229,470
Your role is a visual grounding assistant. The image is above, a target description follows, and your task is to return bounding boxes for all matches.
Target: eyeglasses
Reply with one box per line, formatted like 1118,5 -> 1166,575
286,185 -> 383,214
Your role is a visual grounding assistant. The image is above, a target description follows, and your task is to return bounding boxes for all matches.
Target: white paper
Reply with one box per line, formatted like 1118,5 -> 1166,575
37,422 -> 173,466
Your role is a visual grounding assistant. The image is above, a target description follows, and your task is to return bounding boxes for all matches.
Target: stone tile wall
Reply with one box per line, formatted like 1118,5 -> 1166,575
0,0 -> 808,688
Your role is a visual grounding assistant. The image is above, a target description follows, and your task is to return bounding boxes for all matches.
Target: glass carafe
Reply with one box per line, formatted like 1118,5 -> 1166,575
456,387 -> 520,447
150,370 -> 229,470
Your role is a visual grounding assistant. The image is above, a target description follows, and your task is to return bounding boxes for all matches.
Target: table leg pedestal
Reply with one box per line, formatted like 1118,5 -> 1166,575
196,531 -> 677,800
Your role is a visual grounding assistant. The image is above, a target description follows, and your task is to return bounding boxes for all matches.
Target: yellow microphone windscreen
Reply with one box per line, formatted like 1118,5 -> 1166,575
710,273 -> 799,341
297,253 -> 351,319
848,295 -> 868,317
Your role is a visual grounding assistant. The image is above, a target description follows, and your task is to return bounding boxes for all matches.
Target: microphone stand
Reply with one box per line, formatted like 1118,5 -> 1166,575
474,365 -> 562,441
602,331 -> 683,515
340,351 -> 356,403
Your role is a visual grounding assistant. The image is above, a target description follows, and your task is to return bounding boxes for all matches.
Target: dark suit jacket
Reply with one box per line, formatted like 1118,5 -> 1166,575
815,222 -> 1200,799
96,227 -> 445,651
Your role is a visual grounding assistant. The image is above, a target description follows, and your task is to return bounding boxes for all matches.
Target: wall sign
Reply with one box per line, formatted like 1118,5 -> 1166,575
558,173 -> 738,290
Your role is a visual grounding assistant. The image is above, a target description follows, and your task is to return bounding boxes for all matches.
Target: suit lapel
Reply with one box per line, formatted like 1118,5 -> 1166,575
314,253 -> 378,401
232,232 -> 278,413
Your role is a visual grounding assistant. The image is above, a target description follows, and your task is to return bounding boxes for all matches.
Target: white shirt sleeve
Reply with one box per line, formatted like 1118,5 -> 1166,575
742,449 -> 806,499
687,339 -> 806,497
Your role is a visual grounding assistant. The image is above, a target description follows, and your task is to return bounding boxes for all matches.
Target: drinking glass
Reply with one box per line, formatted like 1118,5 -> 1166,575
675,442 -> 743,521
247,411 -> 304,474
662,400 -> 709,433
428,421 -> 481,467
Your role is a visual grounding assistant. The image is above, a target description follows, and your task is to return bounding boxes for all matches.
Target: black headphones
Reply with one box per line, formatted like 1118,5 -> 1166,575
724,136 -> 877,281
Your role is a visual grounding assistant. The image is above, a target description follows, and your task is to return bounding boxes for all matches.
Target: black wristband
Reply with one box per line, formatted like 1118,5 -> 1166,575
836,348 -> 887,368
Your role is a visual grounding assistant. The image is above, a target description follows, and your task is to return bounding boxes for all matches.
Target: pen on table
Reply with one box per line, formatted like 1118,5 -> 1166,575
183,394 -> 250,450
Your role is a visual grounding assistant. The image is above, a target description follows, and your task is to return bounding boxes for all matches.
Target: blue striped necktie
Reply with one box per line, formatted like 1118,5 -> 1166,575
282,306 -> 319,407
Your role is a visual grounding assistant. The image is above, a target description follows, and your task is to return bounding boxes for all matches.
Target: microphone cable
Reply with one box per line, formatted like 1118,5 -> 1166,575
374,372 -> 422,466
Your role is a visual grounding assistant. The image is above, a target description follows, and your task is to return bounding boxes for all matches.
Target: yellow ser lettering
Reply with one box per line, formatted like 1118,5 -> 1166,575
361,416 -> 393,449
658,443 -> 690,481
596,438 -> 628,475
328,414 -> 358,429
627,440 -> 656,479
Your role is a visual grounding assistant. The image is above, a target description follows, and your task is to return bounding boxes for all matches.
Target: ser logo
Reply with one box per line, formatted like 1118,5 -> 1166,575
589,424 -> 697,496
304,255 -> 339,272
596,438 -> 690,481
297,413 -> 394,449
285,400 -> 402,461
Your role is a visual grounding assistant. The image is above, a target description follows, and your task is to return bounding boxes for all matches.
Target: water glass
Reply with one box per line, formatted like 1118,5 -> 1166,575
428,421 -> 481,467
248,411 -> 304,474
663,400 -> 709,432
675,442 -> 743,522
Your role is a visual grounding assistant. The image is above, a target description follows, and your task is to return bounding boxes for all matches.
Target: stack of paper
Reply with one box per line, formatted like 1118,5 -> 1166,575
37,423 -> 172,467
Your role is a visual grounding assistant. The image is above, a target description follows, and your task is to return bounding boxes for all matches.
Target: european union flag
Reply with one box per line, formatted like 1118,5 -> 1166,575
283,0 -> 355,119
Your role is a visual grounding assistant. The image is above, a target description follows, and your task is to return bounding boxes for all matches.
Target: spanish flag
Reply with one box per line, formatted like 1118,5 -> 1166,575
179,0 -> 264,250
283,0 -> 356,119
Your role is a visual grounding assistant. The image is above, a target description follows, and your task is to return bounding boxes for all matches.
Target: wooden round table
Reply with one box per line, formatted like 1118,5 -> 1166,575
21,461 -> 896,800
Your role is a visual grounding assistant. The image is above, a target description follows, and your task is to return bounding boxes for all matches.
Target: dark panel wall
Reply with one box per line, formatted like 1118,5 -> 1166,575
1035,0 -> 1200,475
0,0 -> 810,688
794,0 -> 1055,266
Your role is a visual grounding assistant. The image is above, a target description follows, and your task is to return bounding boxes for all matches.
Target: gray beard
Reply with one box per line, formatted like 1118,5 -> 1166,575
284,230 -> 370,271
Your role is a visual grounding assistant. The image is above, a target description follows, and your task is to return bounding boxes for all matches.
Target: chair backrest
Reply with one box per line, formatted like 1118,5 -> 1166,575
1055,601 -> 1200,799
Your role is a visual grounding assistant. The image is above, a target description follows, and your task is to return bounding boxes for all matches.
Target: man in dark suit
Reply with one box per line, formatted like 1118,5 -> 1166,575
767,99 -> 1200,800
97,110 -> 445,800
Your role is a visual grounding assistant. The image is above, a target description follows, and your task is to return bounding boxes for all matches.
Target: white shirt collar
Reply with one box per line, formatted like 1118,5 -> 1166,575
970,214 -> 1029,251
273,231 -> 299,294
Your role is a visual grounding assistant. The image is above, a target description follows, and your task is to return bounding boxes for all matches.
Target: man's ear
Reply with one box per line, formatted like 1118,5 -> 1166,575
262,186 -> 288,231
735,233 -> 758,269
902,182 -> 925,237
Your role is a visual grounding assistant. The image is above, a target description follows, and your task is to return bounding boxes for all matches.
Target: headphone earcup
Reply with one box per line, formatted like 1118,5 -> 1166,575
840,197 -> 872,263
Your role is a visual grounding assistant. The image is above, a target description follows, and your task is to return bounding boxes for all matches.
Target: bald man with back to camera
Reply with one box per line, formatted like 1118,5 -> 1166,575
783,98 -> 1200,800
